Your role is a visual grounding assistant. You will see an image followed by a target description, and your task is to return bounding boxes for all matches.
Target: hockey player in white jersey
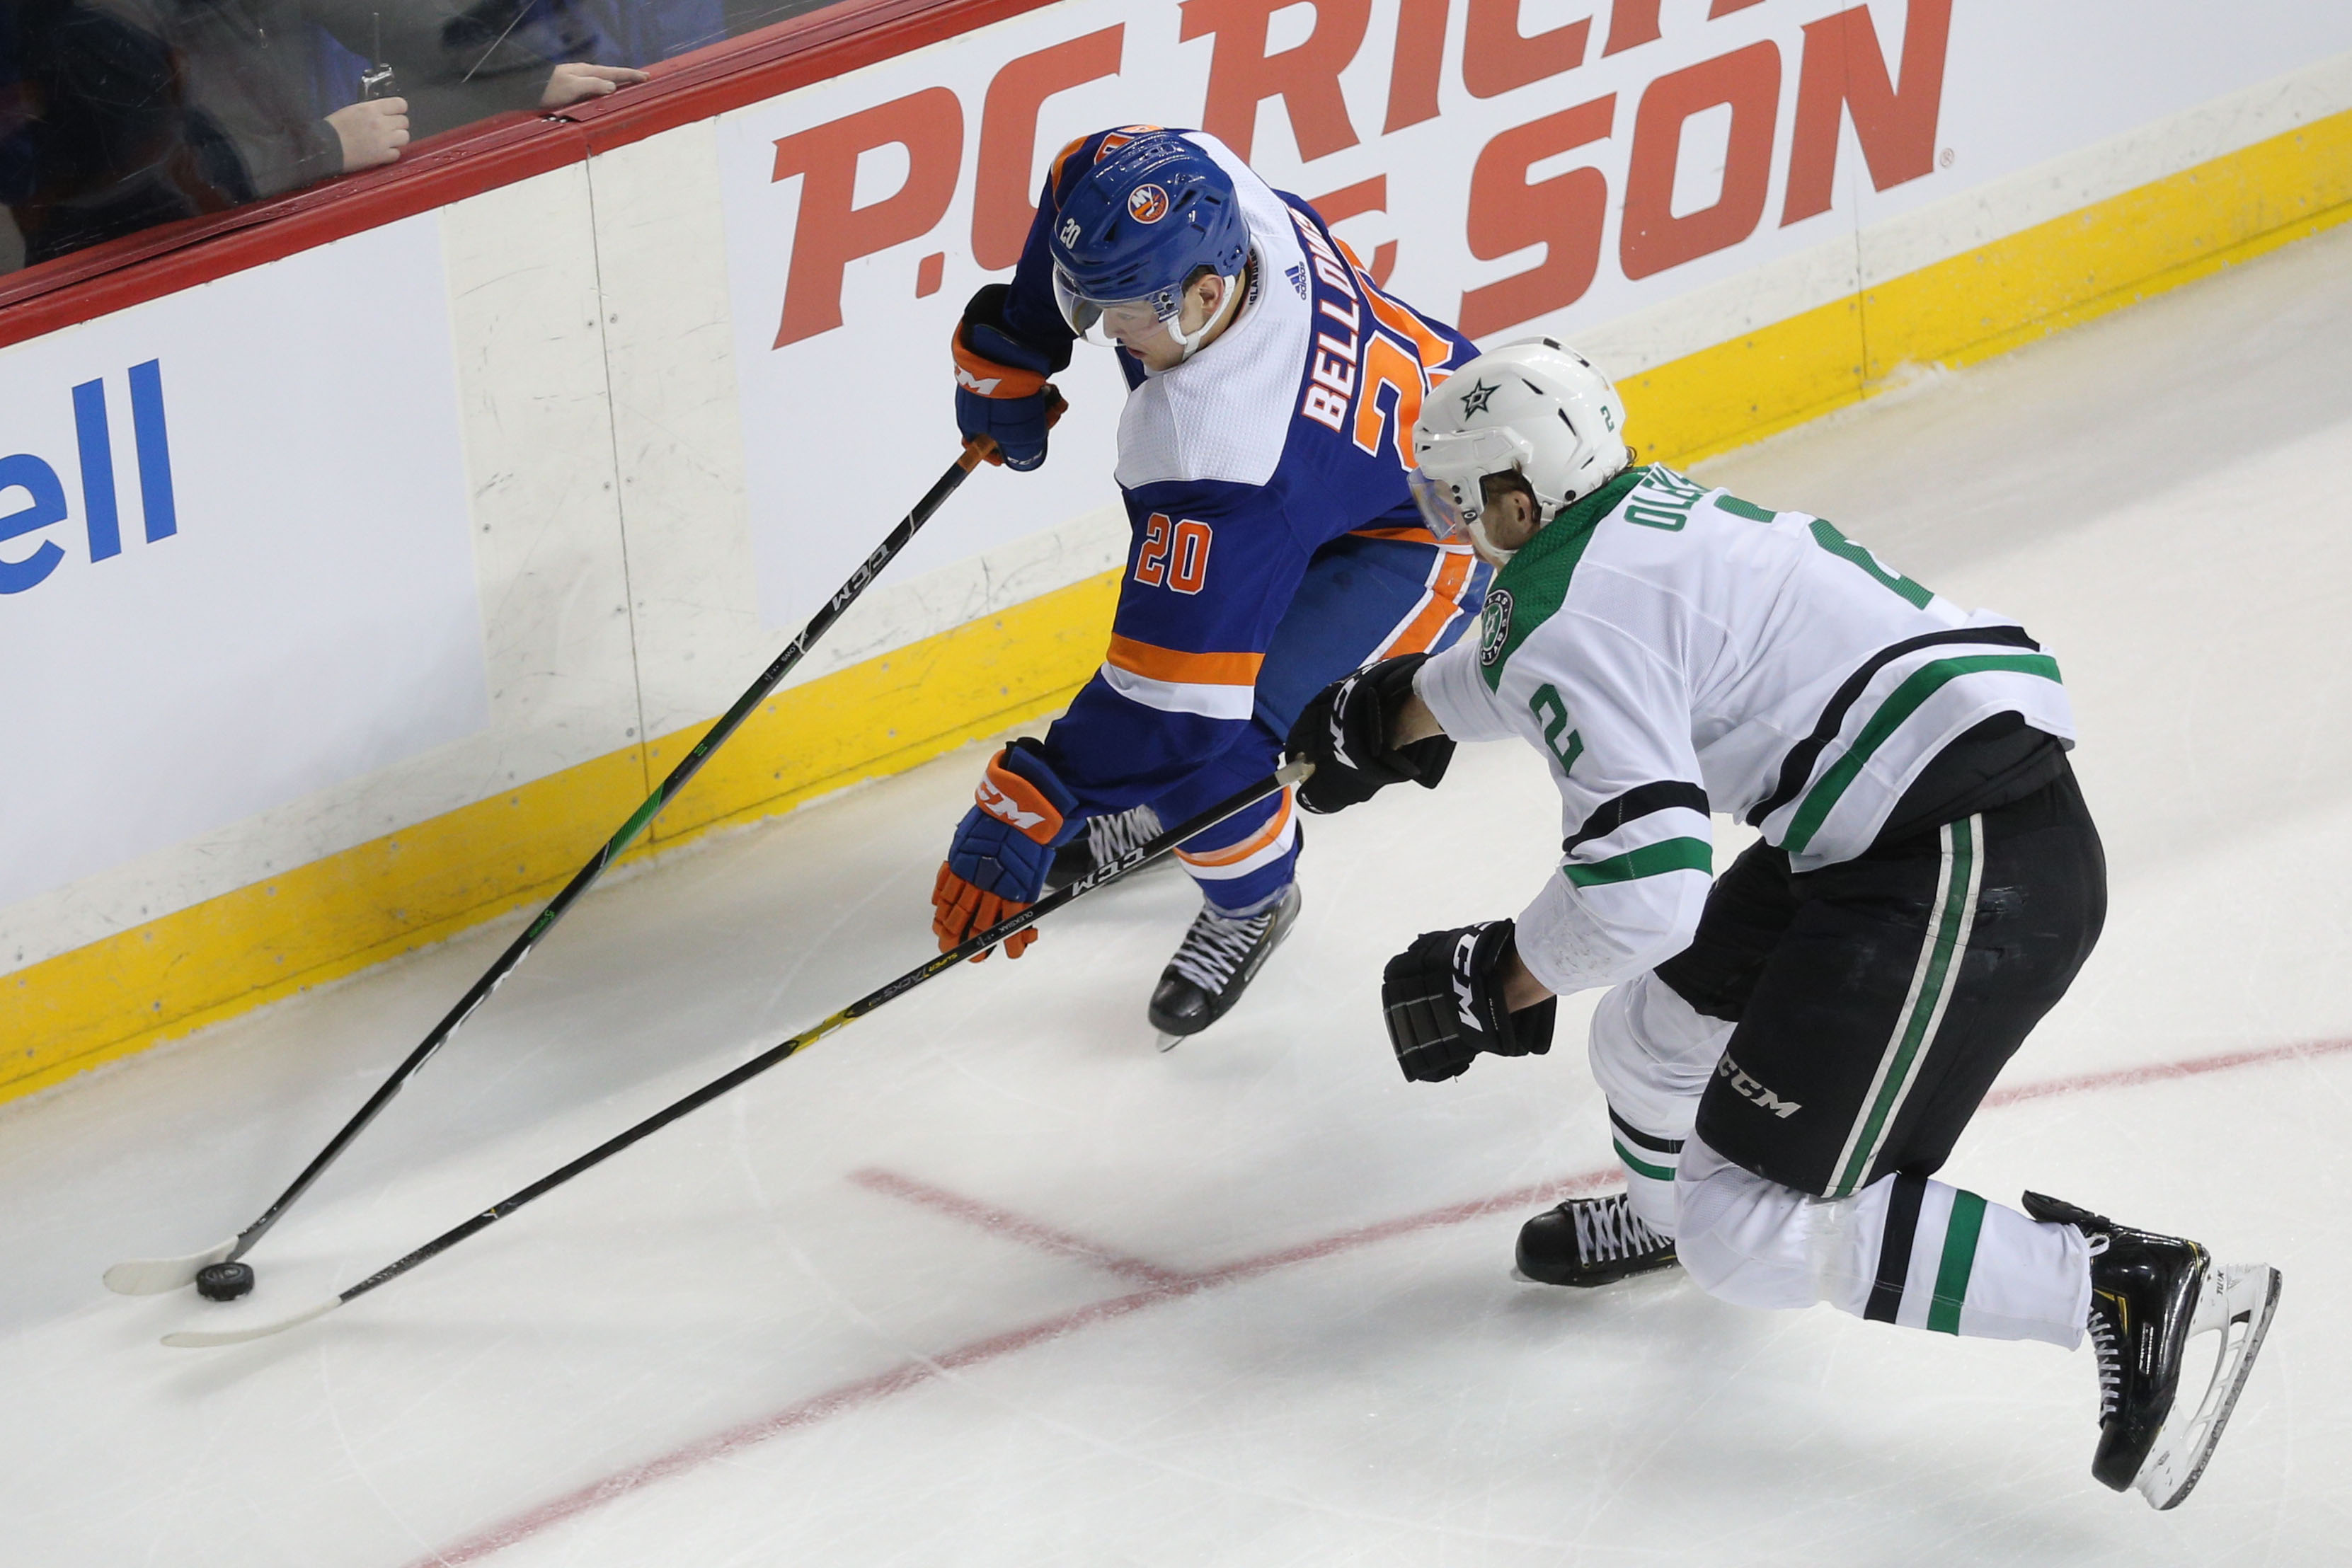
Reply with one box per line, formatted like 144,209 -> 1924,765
1286,339 -> 2279,1509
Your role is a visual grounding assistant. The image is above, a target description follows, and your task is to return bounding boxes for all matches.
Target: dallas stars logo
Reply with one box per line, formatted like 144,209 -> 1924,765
1478,588 -> 1512,667
1458,379 -> 1501,417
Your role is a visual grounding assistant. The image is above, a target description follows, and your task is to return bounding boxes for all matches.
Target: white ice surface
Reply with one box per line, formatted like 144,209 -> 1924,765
6,227 -> 2352,1567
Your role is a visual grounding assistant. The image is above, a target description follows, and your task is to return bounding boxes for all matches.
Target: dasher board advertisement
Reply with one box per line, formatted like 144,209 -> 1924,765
0,216 -> 486,909
715,0 -> 2352,633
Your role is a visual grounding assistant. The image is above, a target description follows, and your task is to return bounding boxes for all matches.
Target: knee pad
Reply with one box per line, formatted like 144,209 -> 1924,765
1671,1134 -> 1840,1312
1589,973 -> 1729,1138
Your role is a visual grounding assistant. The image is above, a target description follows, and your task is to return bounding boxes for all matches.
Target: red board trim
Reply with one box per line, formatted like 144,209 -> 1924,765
0,0 -> 1057,351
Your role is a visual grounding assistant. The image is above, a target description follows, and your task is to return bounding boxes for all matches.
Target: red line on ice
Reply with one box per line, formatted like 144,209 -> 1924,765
846,1165 -> 1194,1286
406,1033 -> 2347,1567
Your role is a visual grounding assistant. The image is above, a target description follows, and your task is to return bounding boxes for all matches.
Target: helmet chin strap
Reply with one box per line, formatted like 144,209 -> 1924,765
1172,260 -> 1250,362
1464,516 -> 1518,566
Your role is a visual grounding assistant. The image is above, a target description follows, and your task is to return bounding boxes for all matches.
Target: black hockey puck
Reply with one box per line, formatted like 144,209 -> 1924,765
195,1261 -> 255,1302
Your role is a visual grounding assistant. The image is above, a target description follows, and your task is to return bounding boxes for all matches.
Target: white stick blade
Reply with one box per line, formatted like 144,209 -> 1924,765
103,1238 -> 236,1296
161,1297 -> 340,1349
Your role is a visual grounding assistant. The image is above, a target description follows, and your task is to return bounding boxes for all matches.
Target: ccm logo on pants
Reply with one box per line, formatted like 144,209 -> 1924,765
1718,1055 -> 1801,1117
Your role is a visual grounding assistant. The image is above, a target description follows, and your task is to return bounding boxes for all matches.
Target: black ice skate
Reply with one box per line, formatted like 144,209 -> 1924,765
1147,884 -> 1302,1049
2021,1191 -> 2281,1510
1045,803 -> 1172,892
1515,1191 -> 1679,1287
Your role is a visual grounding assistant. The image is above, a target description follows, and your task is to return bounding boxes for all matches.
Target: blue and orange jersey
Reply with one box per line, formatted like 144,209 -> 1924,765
1004,128 -> 1481,813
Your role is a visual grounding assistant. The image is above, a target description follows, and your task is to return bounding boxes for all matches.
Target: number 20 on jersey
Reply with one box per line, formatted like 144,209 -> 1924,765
1136,513 -> 1211,594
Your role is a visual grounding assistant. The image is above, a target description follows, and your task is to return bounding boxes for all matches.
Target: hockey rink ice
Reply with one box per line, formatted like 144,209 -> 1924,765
7,226 -> 2351,1567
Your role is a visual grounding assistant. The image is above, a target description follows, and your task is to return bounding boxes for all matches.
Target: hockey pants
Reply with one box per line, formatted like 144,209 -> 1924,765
1589,769 -> 2105,1348
1143,531 -> 1484,914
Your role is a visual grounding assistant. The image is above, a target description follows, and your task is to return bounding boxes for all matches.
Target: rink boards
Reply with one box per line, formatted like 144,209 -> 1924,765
5,1 -> 2352,1102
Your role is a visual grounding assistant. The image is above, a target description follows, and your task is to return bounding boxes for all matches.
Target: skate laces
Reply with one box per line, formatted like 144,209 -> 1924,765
1169,903 -> 1273,991
2086,1306 -> 2124,1420
1087,804 -> 1161,865
2079,1224 -> 2122,1420
1571,1193 -> 1669,1264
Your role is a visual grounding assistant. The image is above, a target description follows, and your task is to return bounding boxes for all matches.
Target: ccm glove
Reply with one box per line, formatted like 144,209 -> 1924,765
1286,653 -> 1455,815
1380,918 -> 1556,1083
953,284 -> 1068,471
934,739 -> 1079,960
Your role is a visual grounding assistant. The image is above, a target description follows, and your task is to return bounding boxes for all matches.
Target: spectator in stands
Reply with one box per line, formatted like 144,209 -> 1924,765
8,1 -> 384,265
305,2 -> 646,140
578,0 -> 726,67
4,1 -> 650,271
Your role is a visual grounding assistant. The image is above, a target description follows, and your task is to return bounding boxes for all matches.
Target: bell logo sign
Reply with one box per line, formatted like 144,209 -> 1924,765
0,358 -> 177,596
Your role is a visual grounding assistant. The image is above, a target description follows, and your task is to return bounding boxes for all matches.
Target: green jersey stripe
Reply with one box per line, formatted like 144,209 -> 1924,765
1479,467 -> 1646,691
1563,836 -> 1714,888
1830,815 -> 1980,1196
1782,654 -> 2061,853
1927,1190 -> 1989,1334
1613,1138 -> 1677,1182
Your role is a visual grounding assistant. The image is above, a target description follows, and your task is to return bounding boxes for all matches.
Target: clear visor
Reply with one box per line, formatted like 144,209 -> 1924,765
1053,265 -> 1184,348
1408,468 -> 1474,543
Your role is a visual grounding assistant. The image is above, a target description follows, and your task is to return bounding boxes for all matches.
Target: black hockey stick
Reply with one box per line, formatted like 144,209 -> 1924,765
160,761 -> 1309,1347
108,412 -> 1054,1298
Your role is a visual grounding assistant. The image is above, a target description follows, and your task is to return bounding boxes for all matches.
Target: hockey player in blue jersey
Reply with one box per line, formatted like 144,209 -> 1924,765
931,125 -> 1486,1044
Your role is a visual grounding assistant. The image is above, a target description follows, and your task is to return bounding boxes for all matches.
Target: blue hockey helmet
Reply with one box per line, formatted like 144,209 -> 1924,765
1048,129 -> 1251,356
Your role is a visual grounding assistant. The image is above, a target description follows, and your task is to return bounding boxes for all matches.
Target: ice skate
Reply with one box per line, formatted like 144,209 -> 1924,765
1148,884 -> 1302,1049
1044,803 -> 1171,892
1515,1191 -> 1678,1287
2023,1191 -> 2281,1509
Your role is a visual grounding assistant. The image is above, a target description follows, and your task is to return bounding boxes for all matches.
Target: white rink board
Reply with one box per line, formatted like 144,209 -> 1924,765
8,1 -> 2351,991
0,216 -> 485,911
4,221 -> 2348,1566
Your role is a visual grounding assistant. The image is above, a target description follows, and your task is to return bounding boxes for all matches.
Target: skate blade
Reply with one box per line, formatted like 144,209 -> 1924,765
2133,1262 -> 2283,1510
1156,1031 -> 1185,1053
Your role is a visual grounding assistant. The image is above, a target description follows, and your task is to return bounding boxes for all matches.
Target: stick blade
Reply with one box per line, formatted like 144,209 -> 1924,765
161,1297 -> 340,1349
103,1238 -> 236,1296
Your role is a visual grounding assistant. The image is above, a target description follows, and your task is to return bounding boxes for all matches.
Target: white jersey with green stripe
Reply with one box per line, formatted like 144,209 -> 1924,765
1413,463 -> 2073,1000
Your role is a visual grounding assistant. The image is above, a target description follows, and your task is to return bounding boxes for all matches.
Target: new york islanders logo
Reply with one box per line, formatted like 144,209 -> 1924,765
1127,184 -> 1171,223
1478,588 -> 1513,667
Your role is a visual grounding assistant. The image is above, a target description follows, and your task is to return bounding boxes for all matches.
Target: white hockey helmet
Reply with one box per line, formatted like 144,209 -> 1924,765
1409,338 -> 1629,560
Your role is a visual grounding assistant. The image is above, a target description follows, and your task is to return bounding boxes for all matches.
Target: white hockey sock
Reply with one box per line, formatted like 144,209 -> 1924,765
1588,976 -> 1722,1238
1607,1107 -> 1682,1237
1676,1134 -> 2091,1349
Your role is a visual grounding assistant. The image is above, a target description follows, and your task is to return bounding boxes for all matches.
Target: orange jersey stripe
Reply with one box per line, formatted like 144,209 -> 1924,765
1376,548 -> 1479,661
1348,524 -> 1449,543
1105,634 -> 1263,687
1176,790 -> 1295,867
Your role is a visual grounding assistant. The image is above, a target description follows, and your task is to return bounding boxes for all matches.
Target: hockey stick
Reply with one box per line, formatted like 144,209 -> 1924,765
160,761 -> 1309,1347
108,410 -> 1056,1298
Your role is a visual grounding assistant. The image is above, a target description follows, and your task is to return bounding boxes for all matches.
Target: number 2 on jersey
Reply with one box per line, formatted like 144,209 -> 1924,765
1808,517 -> 1933,609
1136,514 -> 1211,594
1530,683 -> 1584,773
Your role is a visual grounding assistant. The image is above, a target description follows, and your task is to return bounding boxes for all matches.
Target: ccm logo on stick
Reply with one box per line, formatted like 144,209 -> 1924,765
1,358 -> 178,596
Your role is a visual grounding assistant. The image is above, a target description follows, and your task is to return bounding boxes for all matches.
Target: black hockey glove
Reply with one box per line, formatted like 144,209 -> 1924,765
1286,653 -> 1455,815
1380,919 -> 1556,1083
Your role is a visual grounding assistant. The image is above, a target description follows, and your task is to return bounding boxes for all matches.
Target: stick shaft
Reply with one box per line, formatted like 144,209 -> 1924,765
231,444 -> 994,1262
333,764 -> 1303,1307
